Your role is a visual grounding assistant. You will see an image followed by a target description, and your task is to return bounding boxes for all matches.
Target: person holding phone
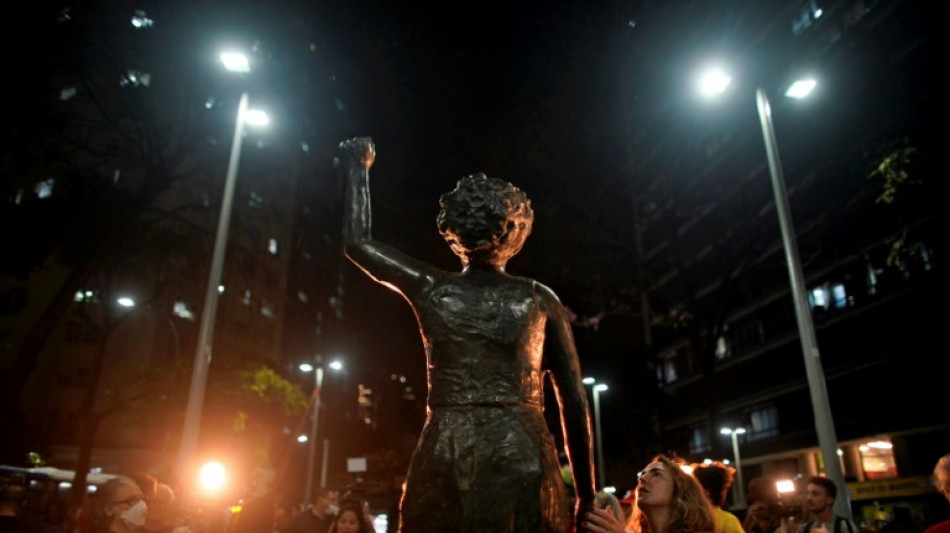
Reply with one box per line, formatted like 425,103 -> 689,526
581,455 -> 716,533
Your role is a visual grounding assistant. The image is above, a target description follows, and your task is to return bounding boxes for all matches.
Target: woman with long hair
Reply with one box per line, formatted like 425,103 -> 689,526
328,501 -> 373,533
583,455 -> 716,533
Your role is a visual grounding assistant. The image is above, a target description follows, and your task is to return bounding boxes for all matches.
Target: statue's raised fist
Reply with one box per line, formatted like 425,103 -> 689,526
339,137 -> 375,169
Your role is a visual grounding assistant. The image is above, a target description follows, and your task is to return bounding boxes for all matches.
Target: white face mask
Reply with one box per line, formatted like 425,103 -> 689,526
325,504 -> 340,516
120,500 -> 149,528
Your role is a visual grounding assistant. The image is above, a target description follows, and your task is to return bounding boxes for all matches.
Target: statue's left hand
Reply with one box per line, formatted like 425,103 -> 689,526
339,136 -> 376,170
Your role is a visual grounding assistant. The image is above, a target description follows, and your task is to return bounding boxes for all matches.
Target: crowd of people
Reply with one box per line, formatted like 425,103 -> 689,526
2,452 -> 948,533
0,469 -> 384,533
578,453 -> 949,533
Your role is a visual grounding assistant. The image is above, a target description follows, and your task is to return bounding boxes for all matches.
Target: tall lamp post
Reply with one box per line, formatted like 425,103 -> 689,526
720,427 -> 747,507
583,378 -> 608,489
177,51 -> 270,482
299,358 -> 343,503
698,69 -> 850,518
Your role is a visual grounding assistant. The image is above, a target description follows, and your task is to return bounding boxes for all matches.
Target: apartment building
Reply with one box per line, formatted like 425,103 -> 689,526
626,0 -> 944,524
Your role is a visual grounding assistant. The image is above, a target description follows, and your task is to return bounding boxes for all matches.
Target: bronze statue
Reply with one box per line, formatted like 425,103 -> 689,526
339,137 -> 596,532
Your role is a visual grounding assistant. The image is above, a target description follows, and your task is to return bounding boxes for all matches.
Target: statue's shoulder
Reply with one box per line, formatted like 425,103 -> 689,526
526,278 -> 563,304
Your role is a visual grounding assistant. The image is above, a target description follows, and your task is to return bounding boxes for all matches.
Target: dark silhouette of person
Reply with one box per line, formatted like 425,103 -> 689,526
340,137 -> 596,532
880,504 -> 921,533
0,473 -> 40,533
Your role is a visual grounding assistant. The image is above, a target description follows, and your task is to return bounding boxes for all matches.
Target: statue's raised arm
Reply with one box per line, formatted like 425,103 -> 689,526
340,136 -> 436,298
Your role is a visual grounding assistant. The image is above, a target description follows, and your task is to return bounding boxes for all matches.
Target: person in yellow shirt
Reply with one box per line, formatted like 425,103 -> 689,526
693,461 -> 747,533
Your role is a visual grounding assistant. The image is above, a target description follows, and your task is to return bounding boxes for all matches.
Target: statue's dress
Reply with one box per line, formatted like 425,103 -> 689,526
398,272 -> 570,532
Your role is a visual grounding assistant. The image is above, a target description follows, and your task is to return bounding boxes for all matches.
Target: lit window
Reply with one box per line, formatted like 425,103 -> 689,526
866,257 -> 880,295
261,301 -> 274,318
663,358 -> 678,383
119,70 -> 151,87
248,192 -> 264,208
243,290 -> 252,306
690,425 -> 711,454
173,301 -> 195,320
832,283 -> 848,308
130,10 -> 153,28
809,285 -> 829,310
792,0 -> 823,35
268,238 -> 279,255
60,87 -> 77,100
747,405 -> 778,439
73,290 -> 96,302
715,328 -> 732,360
36,179 -> 55,199
858,439 -> 897,479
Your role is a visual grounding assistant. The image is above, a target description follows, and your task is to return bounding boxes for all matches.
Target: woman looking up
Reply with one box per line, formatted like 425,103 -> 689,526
583,455 -> 716,533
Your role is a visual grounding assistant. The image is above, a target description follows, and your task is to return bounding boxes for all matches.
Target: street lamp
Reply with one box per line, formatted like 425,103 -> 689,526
583,377 -> 608,489
720,427 -> 747,506
299,357 -> 343,503
177,51 -> 270,482
698,68 -> 850,518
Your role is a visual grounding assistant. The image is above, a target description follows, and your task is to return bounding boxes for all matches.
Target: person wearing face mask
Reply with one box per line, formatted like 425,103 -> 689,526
285,488 -> 339,533
88,477 -> 148,533
582,455 -> 717,533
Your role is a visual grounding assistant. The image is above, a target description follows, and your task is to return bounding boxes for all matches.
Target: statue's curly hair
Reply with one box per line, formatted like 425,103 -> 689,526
436,173 -> 533,265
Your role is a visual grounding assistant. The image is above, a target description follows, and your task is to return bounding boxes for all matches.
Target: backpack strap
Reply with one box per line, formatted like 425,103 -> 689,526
834,516 -> 854,533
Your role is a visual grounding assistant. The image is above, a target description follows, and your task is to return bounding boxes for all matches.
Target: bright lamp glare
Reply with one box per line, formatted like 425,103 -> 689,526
594,384 -> 608,392
297,434 -> 308,443
785,79 -> 816,99
199,461 -> 227,492
220,52 -> 250,73
582,377 -> 595,385
117,297 -> 136,307
299,363 -> 314,372
698,68 -> 732,97
776,479 -> 796,494
328,360 -> 343,371
243,110 -> 270,126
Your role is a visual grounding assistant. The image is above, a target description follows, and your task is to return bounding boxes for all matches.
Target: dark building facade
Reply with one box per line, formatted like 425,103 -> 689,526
622,0 -> 945,526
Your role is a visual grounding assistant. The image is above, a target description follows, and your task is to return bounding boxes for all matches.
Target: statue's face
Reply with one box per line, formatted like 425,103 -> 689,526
442,216 -> 531,266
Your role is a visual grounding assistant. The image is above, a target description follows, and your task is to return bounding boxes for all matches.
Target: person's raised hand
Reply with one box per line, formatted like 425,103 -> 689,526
581,506 -> 627,533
